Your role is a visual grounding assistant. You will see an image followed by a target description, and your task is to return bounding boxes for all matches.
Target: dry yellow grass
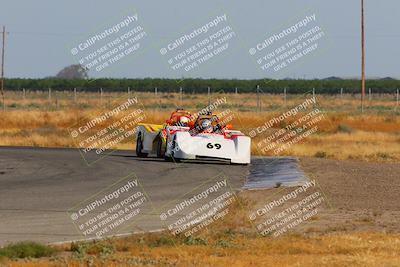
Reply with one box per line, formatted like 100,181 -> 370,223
0,92 -> 399,161
2,193 -> 399,266
1,92 -> 398,266
5,232 -> 398,267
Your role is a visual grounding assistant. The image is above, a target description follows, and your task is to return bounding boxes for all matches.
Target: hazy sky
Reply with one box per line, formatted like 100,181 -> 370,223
0,0 -> 398,79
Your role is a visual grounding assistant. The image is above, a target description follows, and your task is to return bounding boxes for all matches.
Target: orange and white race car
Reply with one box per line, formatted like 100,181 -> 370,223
135,109 -> 251,164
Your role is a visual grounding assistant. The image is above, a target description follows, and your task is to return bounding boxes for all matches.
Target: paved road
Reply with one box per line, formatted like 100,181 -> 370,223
0,147 -> 251,245
0,147 -> 308,246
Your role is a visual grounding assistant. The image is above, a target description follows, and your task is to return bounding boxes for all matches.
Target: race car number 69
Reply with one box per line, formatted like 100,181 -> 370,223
207,143 -> 222,149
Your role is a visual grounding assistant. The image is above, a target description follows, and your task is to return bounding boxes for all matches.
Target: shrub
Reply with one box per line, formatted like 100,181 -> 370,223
215,239 -> 230,248
337,124 -> 353,133
314,151 -> 327,158
150,235 -> 175,247
376,152 -> 391,159
70,242 -> 88,255
0,242 -> 56,259
8,103 -> 18,108
184,236 -> 208,246
27,103 -> 41,109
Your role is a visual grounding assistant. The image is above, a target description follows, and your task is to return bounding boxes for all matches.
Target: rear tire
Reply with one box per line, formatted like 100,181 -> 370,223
136,133 -> 148,157
156,134 -> 166,158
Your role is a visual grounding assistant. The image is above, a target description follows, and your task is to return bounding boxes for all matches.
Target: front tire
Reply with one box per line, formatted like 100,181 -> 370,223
136,133 -> 148,157
164,135 -> 173,161
169,135 -> 180,162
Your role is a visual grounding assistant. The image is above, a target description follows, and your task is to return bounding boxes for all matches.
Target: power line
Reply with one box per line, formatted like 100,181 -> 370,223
11,31 -> 83,36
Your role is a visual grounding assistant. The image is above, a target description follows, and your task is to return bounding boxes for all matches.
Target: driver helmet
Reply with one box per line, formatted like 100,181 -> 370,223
179,116 -> 190,126
201,119 -> 213,133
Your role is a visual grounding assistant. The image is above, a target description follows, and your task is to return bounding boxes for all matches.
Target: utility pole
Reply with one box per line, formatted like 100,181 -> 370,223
1,26 -> 6,111
361,0 -> 366,112
256,85 -> 261,112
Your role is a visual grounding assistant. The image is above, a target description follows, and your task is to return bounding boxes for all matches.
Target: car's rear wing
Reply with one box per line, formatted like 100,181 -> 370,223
137,123 -> 164,134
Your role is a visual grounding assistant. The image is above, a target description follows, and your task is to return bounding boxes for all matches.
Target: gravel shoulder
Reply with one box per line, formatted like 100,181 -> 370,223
242,157 -> 400,235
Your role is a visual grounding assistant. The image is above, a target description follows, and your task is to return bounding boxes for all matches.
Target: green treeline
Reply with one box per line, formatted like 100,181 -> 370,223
3,78 -> 399,94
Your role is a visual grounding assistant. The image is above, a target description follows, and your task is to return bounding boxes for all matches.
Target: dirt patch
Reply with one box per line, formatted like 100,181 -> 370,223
300,157 -> 400,211
241,157 -> 400,236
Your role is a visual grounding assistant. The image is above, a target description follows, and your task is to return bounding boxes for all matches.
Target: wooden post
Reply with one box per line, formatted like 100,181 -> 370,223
368,88 -> 371,101
127,87 -> 130,95
284,87 -> 287,107
22,88 -> 26,100
207,86 -> 211,106
396,89 -> 399,110
48,88 -> 51,101
55,91 -> 59,109
180,87 -> 183,107
234,87 -> 238,112
100,88 -> 103,104
155,87 -> 158,96
340,88 -> 343,99
312,88 -> 315,99
74,88 -> 77,103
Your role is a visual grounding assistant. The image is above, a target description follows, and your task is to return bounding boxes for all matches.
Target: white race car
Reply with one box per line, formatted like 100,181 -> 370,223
135,109 -> 251,164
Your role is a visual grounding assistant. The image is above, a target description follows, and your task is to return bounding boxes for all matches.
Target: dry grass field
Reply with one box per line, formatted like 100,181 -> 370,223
0,90 -> 399,162
2,233 -> 399,267
2,189 -> 399,267
0,93 -> 399,266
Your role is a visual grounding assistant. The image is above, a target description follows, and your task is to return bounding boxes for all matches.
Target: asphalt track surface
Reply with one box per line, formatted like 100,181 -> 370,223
0,147 -> 307,246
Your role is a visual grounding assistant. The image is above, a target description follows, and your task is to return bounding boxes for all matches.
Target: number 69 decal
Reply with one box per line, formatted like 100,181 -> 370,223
206,143 -> 222,149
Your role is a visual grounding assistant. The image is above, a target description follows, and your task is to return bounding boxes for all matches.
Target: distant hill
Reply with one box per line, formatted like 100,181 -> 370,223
323,76 -> 342,80
380,77 -> 397,81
